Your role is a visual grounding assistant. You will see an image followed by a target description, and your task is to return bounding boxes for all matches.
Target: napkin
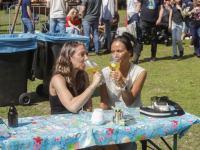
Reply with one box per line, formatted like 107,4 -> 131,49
0,130 -> 10,138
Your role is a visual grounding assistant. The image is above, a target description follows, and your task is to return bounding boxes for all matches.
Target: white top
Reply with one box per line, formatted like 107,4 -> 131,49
47,0 -> 68,18
101,63 -> 146,109
102,0 -> 109,19
127,0 -> 138,14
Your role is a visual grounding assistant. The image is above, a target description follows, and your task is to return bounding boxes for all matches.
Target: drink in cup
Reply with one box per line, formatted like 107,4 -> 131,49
109,62 -> 120,71
85,59 -> 98,74
115,102 -> 125,119
87,65 -> 98,74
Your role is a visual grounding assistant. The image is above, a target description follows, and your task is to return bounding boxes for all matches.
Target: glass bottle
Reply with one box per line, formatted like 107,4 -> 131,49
8,101 -> 18,127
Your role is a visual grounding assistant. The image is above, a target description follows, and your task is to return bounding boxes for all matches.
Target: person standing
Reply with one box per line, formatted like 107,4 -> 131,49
132,0 -> 164,63
184,0 -> 193,34
81,0 -> 102,56
21,0 -> 35,34
188,0 -> 200,57
100,0 -> 115,54
168,0 -> 185,59
127,0 -> 139,20
46,0 -> 69,33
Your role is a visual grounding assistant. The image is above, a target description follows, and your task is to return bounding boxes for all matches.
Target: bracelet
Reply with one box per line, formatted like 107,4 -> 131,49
88,86 -> 93,93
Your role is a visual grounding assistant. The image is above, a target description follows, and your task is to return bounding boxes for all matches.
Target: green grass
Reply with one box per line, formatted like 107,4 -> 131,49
0,9 -> 200,149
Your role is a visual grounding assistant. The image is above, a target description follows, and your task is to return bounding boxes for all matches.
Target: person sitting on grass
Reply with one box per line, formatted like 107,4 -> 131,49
66,8 -> 81,34
49,41 -> 102,115
100,32 -> 147,150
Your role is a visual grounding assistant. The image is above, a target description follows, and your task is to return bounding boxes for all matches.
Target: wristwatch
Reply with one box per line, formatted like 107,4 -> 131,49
121,85 -> 127,91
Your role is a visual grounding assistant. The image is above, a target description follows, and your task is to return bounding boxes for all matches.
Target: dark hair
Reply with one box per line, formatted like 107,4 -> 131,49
112,32 -> 137,52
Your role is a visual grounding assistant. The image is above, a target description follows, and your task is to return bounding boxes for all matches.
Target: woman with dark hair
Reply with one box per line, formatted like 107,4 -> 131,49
49,41 -> 102,115
100,32 -> 147,150
188,0 -> 200,57
168,0 -> 185,59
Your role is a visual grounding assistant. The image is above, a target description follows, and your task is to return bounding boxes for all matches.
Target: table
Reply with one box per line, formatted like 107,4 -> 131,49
0,108 -> 199,150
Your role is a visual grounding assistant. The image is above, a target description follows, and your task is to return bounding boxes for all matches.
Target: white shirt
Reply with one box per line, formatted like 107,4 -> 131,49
101,63 -> 146,109
127,0 -> 138,14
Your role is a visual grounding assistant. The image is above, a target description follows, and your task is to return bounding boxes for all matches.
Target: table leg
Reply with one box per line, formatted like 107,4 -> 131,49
141,140 -> 147,150
173,134 -> 177,150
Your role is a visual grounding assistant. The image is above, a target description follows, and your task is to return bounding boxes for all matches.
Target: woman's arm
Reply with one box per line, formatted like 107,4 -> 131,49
83,72 -> 92,112
67,17 -> 81,32
120,71 -> 147,107
168,9 -> 172,32
110,70 -> 147,107
181,8 -> 186,18
50,72 -> 101,113
100,83 -> 109,110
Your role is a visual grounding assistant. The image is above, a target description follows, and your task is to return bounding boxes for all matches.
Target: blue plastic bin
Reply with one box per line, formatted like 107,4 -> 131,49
35,33 -> 90,96
0,34 -> 37,106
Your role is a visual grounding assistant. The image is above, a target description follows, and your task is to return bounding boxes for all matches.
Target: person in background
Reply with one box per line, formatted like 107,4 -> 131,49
46,0 -> 69,33
49,41 -> 102,115
184,0 -> 193,34
66,8 -> 81,34
168,0 -> 185,59
81,0 -> 102,56
100,0 -> 115,54
188,0 -> 200,57
21,0 -> 35,34
127,0 -> 139,20
132,0 -> 164,63
100,32 -> 147,150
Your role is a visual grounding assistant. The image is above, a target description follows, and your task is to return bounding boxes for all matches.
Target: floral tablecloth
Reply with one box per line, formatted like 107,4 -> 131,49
0,108 -> 200,150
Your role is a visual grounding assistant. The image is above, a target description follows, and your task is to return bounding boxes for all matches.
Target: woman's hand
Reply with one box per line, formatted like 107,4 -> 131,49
176,5 -> 182,10
92,72 -> 102,86
168,27 -> 171,33
110,71 -> 124,86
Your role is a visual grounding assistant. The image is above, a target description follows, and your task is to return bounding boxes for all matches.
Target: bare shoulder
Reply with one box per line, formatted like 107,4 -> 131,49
51,74 -> 66,85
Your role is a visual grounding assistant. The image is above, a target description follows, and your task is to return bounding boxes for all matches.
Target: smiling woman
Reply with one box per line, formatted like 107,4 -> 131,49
49,41 -> 102,115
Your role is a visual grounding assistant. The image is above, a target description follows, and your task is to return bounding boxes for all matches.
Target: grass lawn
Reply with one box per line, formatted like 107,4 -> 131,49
0,10 -> 200,149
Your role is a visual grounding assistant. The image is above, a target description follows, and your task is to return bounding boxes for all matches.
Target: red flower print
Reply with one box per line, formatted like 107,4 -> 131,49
33,136 -> 43,144
164,129 -> 170,134
170,120 -> 178,125
31,122 -> 38,124
106,128 -> 114,138
141,133 -> 146,140
106,128 -> 114,133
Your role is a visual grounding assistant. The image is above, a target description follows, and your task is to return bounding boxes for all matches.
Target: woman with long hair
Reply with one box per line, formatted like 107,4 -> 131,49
49,41 -> 102,115
188,0 -> 200,57
66,8 -> 81,34
168,0 -> 185,59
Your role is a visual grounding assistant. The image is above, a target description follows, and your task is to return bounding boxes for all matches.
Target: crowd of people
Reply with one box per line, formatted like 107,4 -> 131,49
21,0 -> 200,59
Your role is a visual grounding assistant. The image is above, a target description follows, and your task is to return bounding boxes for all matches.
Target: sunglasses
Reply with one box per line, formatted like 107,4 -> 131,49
151,96 -> 169,102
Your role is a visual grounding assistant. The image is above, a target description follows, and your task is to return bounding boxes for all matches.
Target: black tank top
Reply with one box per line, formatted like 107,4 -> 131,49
49,75 -> 85,115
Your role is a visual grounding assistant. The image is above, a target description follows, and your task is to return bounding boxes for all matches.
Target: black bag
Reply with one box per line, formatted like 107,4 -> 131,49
99,33 -> 107,50
42,23 -> 50,33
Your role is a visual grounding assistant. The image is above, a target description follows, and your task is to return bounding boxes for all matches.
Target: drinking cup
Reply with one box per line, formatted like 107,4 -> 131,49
115,102 -> 125,118
91,108 -> 104,125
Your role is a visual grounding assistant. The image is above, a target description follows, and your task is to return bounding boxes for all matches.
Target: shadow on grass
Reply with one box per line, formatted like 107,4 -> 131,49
138,54 -> 195,64
92,86 -> 100,98
29,92 -> 49,105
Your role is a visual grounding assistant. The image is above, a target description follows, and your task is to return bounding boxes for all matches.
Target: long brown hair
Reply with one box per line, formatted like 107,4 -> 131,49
193,0 -> 198,8
52,41 -> 85,88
